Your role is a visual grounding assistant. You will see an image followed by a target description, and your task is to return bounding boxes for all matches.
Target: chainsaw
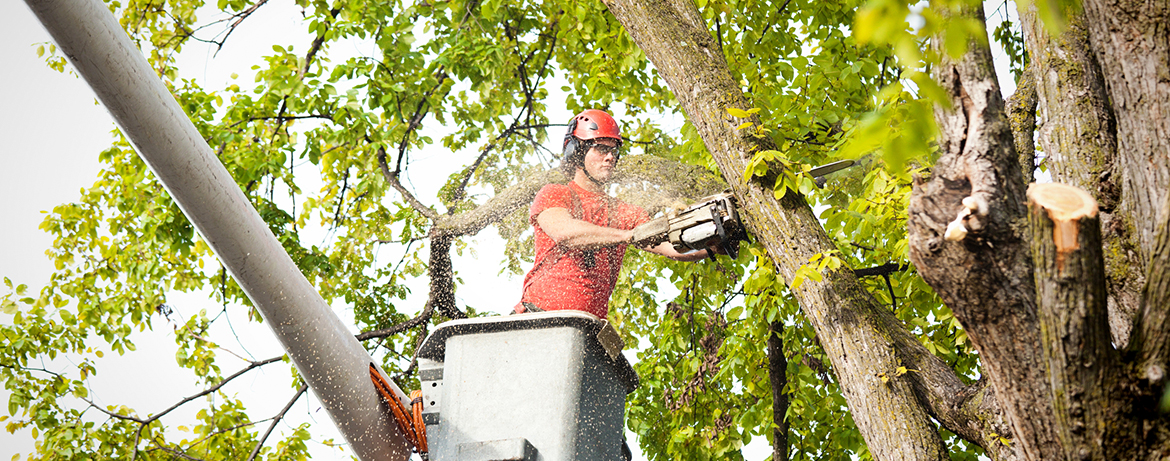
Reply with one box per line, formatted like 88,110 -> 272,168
629,160 -> 855,259
631,192 -> 749,259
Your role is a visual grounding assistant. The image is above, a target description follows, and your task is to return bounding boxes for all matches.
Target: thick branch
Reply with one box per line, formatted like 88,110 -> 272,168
426,236 -> 465,319
1005,63 -> 1037,184
356,302 -> 435,341
431,155 -> 725,239
431,167 -> 565,238
768,322 -> 789,461
852,263 -> 906,278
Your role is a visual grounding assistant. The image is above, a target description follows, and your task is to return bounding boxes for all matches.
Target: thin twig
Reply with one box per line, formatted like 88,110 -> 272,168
213,0 -> 272,56
144,439 -> 208,461
81,397 -> 146,423
185,419 -> 268,450
144,356 -> 283,426
377,146 -> 440,221
356,300 -> 435,341
246,384 -> 308,461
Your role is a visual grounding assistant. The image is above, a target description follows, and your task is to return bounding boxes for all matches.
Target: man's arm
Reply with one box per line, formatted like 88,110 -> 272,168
536,207 -> 634,249
537,207 -> 717,262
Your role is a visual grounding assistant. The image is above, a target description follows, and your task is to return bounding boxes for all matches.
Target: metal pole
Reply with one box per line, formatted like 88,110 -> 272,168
22,0 -> 410,459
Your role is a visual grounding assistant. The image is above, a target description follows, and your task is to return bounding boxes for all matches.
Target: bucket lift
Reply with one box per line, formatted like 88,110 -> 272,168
413,311 -> 638,461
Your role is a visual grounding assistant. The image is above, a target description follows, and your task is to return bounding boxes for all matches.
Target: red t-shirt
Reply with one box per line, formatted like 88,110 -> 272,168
521,182 -> 649,318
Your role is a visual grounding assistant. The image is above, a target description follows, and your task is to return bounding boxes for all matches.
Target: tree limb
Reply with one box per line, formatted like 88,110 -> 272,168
768,322 -> 789,461
1005,62 -> 1037,184
356,298 -> 435,341
852,263 -> 906,278
1027,183 -> 1121,460
82,397 -> 146,424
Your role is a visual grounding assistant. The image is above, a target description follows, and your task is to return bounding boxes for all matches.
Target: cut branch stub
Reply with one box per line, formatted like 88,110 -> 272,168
1027,182 -> 1125,460
1027,183 -> 1100,273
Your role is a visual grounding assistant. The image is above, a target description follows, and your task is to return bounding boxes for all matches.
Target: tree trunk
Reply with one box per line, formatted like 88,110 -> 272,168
908,1 -> 1065,458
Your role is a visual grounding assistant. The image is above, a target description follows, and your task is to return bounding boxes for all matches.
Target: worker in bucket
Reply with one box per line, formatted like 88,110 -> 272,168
516,109 -> 716,316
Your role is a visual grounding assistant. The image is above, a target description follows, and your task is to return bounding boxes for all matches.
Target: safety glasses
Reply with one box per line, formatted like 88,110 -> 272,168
587,142 -> 621,157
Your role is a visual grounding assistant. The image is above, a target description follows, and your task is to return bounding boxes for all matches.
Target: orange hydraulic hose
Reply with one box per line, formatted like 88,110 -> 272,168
410,390 -> 429,454
368,364 -> 428,458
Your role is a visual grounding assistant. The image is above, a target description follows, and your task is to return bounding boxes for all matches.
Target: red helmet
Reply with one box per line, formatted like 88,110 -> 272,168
561,109 -> 622,177
564,109 -> 622,148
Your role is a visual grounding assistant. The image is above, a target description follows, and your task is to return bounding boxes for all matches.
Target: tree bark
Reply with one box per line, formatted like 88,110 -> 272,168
1006,63 -> 1038,184
1131,193 -> 1170,385
1027,183 -> 1131,459
1079,0 -> 1170,267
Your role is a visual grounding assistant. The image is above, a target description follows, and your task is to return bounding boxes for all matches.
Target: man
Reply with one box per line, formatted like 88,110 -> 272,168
516,109 -> 714,316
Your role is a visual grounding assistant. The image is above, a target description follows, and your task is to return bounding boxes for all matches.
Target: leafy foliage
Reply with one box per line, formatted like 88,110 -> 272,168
0,0 -> 1021,458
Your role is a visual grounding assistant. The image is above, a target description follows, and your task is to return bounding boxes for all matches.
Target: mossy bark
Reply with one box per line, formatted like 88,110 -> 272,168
1006,63 -> 1038,184
1079,0 -> 1170,265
